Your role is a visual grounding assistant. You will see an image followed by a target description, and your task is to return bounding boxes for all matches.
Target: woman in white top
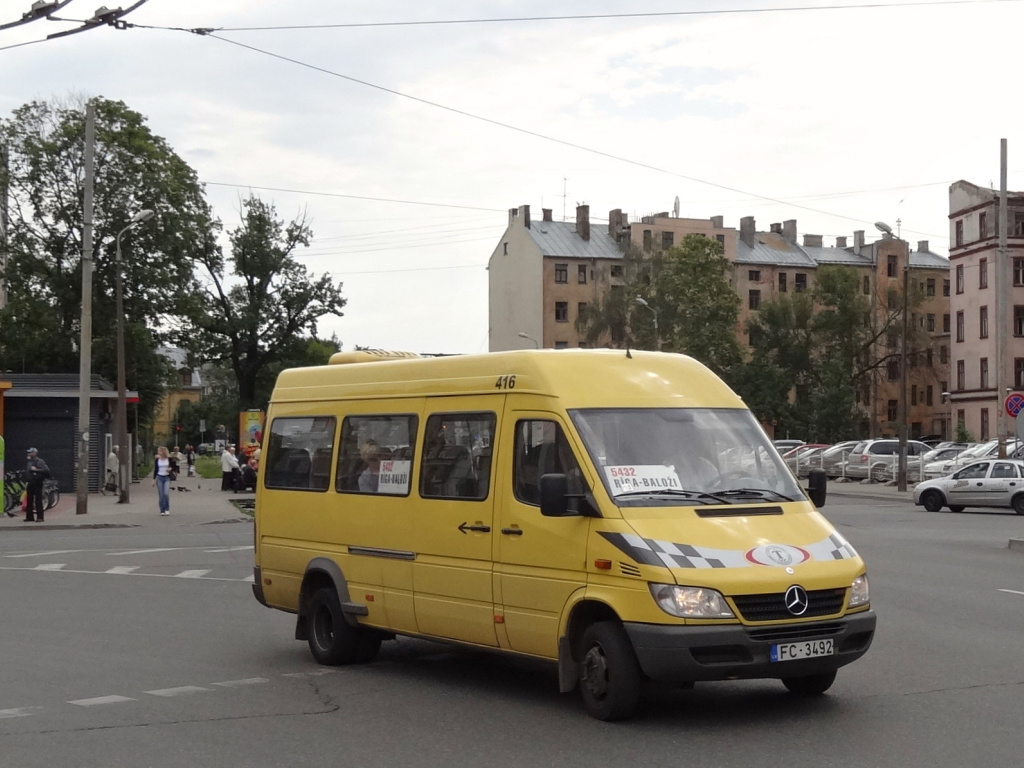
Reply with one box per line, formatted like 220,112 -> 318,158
151,446 -> 179,516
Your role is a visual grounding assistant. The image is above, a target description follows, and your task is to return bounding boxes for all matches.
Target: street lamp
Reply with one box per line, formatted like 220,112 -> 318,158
115,208 -> 155,503
517,331 -> 539,349
635,296 -> 660,351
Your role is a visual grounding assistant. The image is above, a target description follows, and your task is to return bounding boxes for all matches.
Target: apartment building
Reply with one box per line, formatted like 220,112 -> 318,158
489,204 -> 951,438
948,180 -> 1024,441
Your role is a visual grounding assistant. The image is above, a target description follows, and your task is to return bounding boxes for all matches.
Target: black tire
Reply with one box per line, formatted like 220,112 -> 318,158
920,490 -> 944,513
1012,494 -> 1024,516
782,670 -> 836,695
306,588 -> 380,665
949,505 -> 965,513
577,621 -> 642,721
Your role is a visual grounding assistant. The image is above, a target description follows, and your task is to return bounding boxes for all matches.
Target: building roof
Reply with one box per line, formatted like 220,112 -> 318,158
526,220 -> 623,260
802,246 -> 874,267
909,249 -> 950,270
736,233 -> 816,266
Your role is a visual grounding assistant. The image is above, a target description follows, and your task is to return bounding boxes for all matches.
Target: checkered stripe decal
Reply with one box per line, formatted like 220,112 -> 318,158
599,531 -> 858,569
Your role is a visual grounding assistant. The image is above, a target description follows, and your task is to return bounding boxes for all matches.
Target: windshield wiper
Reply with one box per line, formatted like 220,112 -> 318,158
612,488 -> 714,503
708,488 -> 797,502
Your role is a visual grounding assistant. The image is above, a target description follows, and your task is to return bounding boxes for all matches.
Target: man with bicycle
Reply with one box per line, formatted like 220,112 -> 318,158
25,447 -> 50,522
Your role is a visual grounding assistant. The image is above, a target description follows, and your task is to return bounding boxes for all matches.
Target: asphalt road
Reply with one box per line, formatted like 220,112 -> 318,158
1,499 -> 1022,768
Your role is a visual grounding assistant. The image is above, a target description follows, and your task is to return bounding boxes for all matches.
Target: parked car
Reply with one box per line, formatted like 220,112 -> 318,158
842,438 -> 930,481
772,439 -> 805,452
819,440 -> 861,478
923,439 -> 1022,478
782,444 -> 829,476
914,458 -> 1024,514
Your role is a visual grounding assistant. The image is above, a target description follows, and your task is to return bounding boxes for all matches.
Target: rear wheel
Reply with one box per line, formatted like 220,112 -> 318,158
782,670 -> 836,695
920,490 -> 944,513
306,588 -> 381,665
949,505 -> 965,514
1012,494 -> 1024,515
577,621 -> 642,721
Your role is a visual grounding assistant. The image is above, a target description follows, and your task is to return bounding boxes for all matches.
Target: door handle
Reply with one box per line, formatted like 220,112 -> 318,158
501,527 -> 523,536
457,522 -> 491,534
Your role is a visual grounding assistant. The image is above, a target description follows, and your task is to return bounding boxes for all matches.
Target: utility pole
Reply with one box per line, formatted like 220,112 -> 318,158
997,139 -> 1008,457
897,261 -> 909,492
0,142 -> 7,309
76,102 -> 96,515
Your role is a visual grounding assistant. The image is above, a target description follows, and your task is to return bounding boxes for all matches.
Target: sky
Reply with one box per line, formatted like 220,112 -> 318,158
2,0 -> 1023,355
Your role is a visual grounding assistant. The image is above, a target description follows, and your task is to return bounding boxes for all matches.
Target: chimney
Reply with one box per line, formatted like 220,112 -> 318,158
508,207 -> 518,227
576,204 -> 590,242
710,215 -> 724,228
740,216 -> 755,248
770,223 -> 782,234
608,208 -> 622,236
853,230 -> 864,255
802,234 -> 823,248
783,219 -> 797,244
522,204 -> 531,229
836,236 -> 847,248
917,240 -> 929,254
542,208 -> 553,222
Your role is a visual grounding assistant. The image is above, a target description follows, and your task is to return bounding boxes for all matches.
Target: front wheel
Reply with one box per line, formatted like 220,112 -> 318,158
306,588 -> 380,665
577,621 -> 642,721
920,490 -> 944,513
1012,494 -> 1024,515
782,670 -> 836,695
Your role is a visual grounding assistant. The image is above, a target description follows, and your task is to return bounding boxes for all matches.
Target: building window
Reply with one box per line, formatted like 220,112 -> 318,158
980,306 -> 989,338
1015,306 -> 1024,336
554,302 -> 568,322
716,234 -> 725,244
887,400 -> 898,422
957,409 -> 965,430
748,270 -> 760,282
943,278 -> 950,296
863,275 -> 870,295
748,290 -> 761,310
554,341 -> 568,349
939,345 -> 948,364
956,311 -> 964,343
911,385 -> 918,406
577,302 -> 587,318
1016,212 -> 1024,236
779,272 -> 787,292
643,230 -> 652,250
887,359 -> 899,381
1016,358 -> 1024,389
662,231 -> 674,249
554,263 -> 567,283
1015,258 -> 1024,286
577,264 -> 587,284
956,360 -> 965,390
926,385 -> 934,406
943,313 -> 951,333
926,313 -> 936,332
981,357 -> 989,389
926,278 -> 935,296
981,409 -> 990,441
955,265 -> 964,294
795,273 -> 807,292
887,254 -> 897,277
503,242 -> 508,255
955,219 -> 963,246
979,211 -> 988,240
979,257 -> 988,288
926,348 -> 933,367
610,264 -> 623,278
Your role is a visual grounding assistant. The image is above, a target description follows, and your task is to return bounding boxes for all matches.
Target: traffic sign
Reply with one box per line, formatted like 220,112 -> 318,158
1005,392 -> 1024,418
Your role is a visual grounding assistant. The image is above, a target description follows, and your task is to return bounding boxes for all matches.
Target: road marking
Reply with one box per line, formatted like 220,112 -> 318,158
175,570 -> 211,578
69,695 -> 136,707
282,670 -> 339,678
108,548 -> 183,556
34,563 -> 66,571
0,707 -> 42,719
105,566 -> 140,574
203,546 -> 254,553
211,678 -> 268,688
4,550 -> 91,558
144,686 -> 211,697
998,588 -> 1024,596
0,566 -> 253,582
244,574 -> 255,583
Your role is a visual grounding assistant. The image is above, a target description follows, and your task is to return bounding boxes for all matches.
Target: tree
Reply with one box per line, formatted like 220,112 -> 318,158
181,196 -> 347,408
0,97 -> 217,424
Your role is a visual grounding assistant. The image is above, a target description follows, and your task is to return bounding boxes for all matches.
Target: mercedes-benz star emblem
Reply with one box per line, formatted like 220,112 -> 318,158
784,585 -> 809,616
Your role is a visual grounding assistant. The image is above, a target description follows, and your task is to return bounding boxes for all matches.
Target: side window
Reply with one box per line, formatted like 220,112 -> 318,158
956,463 -> 988,480
265,416 -> 336,491
513,420 -> 586,506
420,412 -> 495,500
991,462 -> 1018,479
336,414 -> 418,495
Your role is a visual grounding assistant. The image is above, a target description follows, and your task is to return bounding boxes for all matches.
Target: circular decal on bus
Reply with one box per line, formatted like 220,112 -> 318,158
745,544 -> 810,567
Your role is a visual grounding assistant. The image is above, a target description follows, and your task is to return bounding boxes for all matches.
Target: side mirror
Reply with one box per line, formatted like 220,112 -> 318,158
539,473 -> 571,517
807,469 -> 827,508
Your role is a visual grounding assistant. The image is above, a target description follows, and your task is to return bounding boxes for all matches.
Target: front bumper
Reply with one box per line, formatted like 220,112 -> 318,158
624,610 -> 876,683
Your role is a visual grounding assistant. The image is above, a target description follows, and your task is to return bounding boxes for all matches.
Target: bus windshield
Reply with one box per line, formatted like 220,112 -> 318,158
569,408 -> 804,506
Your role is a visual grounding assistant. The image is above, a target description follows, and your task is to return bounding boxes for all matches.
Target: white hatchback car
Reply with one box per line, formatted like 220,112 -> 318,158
913,458 -> 1024,514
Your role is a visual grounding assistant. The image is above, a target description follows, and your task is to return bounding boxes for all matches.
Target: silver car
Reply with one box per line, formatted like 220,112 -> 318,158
843,438 -> 930,481
914,459 -> 1024,514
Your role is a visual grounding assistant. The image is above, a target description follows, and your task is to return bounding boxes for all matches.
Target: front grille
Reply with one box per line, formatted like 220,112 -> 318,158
732,588 -> 847,622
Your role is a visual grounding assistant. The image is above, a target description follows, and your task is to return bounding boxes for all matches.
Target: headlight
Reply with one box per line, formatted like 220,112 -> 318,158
848,574 -> 870,608
649,583 -> 735,619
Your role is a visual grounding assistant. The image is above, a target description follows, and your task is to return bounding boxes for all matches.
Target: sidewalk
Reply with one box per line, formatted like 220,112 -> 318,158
1,472 -> 252,530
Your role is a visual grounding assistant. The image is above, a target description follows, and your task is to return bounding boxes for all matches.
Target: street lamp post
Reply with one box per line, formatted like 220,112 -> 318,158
635,296 -> 660,351
517,331 -> 539,349
115,209 -> 155,503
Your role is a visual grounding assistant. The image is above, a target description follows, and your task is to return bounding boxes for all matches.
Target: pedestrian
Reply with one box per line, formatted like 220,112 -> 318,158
105,445 -> 120,492
221,444 -> 240,491
24,447 -> 50,522
151,445 -> 178,516
186,445 -> 196,477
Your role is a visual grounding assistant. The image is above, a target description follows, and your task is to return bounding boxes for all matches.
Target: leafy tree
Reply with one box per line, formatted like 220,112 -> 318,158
0,97 -> 217,424
180,196 -> 347,408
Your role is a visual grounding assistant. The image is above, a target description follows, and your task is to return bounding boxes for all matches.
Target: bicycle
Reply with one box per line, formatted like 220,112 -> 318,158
4,471 -> 27,517
43,478 -> 60,510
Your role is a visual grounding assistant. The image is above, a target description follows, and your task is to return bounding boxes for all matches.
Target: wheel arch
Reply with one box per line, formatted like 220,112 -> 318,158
556,593 -> 623,693
294,557 -> 354,641
919,487 -> 948,511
